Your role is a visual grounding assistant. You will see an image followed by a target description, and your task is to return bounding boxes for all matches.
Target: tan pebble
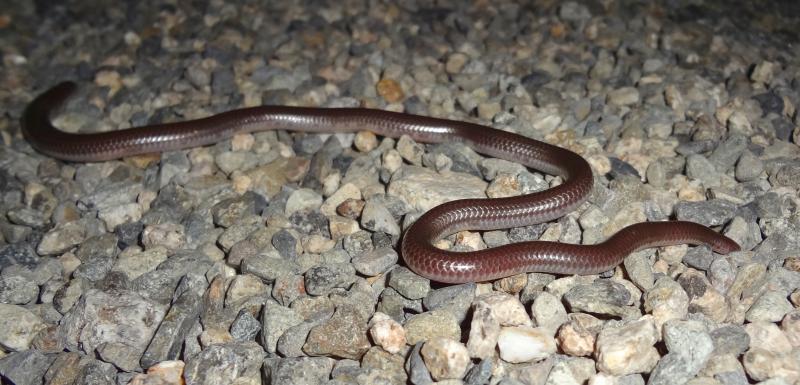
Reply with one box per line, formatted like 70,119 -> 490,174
445,52 -> 468,74
329,216 -> 360,239
558,321 -> 595,357
126,153 -> 161,168
376,78 -> 404,103
302,234 -> 336,254
493,273 -> 527,295
354,131 -> 378,152
231,133 -> 255,151
421,338 -> 470,380
369,312 -> 406,354
231,173 -> 252,194
199,328 -> 233,347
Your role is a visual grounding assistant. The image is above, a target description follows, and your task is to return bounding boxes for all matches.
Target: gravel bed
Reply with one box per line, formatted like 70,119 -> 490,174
0,1 -> 799,384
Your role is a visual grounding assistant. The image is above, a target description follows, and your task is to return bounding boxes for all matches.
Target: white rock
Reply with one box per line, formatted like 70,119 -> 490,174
644,277 -> 689,331
467,292 -> 533,359
387,165 -> 486,213
0,304 -> 46,351
285,188 -> 323,216
98,202 -> 142,231
497,326 -> 556,363
473,292 -> 532,327
595,316 -> 660,376
369,312 -> 406,354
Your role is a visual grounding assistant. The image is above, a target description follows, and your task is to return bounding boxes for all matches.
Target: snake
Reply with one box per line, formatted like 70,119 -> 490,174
21,82 -> 741,283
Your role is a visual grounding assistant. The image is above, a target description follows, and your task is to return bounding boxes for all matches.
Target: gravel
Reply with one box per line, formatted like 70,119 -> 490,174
1,0 -> 799,384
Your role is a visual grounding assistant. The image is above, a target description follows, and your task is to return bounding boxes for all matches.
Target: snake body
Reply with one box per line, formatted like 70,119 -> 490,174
22,82 -> 740,283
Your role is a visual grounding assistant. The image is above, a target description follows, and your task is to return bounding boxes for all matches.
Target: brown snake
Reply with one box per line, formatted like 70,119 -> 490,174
22,82 -> 740,283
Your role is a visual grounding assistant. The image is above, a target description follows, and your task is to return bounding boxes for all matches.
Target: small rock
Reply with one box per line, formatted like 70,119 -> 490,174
423,283 -> 476,323
710,324 -> 751,356
304,263 -> 356,296
304,304 -> 370,359
141,223 -> 186,252
285,188 -> 323,216
782,310 -> 800,348
183,341 -> 264,385
354,131 -> 378,152
369,312 -> 406,354
644,277 -> 689,330
388,165 -> 486,213
37,220 -> 86,255
607,87 -> 640,106
497,326 -> 556,363
388,266 -> 430,300
352,247 -> 398,276
0,304 -> 46,351
530,291 -> 568,335
404,309 -> 461,345
648,320 -> 715,385
595,316 -> 660,376
742,347 -> 799,383
377,78 -> 404,103
263,356 -> 335,385
421,338 -> 470,380
745,322 -> 793,354
405,342 -> 434,385
750,60 -> 775,83
361,200 -> 400,236
0,274 -> 39,305
261,302 -> 303,353
230,310 -> 261,341
0,350 -> 56,385
746,290 -> 794,323
564,279 -> 638,318
674,199 -> 737,227
558,318 -> 595,357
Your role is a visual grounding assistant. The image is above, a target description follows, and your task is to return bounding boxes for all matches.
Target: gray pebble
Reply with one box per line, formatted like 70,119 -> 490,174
0,243 -> 40,270
388,266 -> 430,300
304,263 -> 356,296
377,287 -> 423,323
674,199 -> 737,227
422,282 -> 476,323
708,135 -> 747,172
272,229 -> 299,259
352,247 -> 398,276
710,325 -> 750,356
683,246 -> 715,271
361,200 -> 401,236
242,254 -> 301,284
184,341 -> 265,384
686,154 -> 720,187
0,273 -> 39,304
277,314 -> 330,358
745,290 -> 794,322
263,357 -> 335,385
405,342 -> 433,385
343,230 -> 374,257
231,310 -> 262,341
212,193 -> 258,228
0,351 -> 57,385
563,279 -> 639,318
140,286 -> 203,368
